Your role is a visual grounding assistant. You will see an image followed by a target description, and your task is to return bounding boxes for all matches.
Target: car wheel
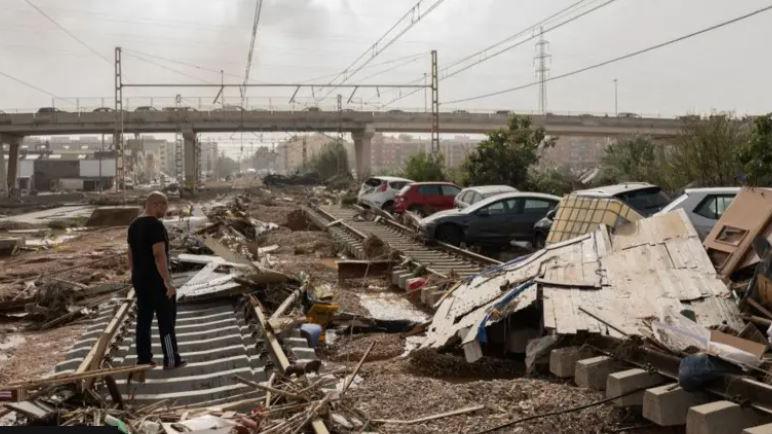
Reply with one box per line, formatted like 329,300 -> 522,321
437,224 -> 463,246
382,201 -> 395,213
533,232 -> 547,250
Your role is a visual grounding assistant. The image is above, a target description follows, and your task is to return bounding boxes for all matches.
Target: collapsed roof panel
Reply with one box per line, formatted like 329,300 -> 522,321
423,209 -> 742,352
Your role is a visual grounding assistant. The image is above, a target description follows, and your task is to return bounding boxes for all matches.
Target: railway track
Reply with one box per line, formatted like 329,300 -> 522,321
303,204 -> 501,293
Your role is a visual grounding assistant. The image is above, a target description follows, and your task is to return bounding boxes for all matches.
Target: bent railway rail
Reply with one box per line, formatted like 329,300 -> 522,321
303,204 -> 501,291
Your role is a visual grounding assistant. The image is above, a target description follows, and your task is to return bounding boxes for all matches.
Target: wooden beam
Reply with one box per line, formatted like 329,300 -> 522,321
1,365 -> 151,394
76,289 -> 135,389
248,294 -> 290,372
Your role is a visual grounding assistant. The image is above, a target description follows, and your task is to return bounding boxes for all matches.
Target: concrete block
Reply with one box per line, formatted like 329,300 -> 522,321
549,346 -> 590,378
744,423 -> 772,434
575,356 -> 623,390
425,290 -> 445,307
606,368 -> 665,407
397,272 -> 415,289
390,268 -> 405,285
687,401 -> 768,434
642,383 -> 711,426
686,401 -> 769,434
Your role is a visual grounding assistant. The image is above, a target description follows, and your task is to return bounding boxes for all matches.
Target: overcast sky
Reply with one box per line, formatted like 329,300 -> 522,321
2,0 -> 770,118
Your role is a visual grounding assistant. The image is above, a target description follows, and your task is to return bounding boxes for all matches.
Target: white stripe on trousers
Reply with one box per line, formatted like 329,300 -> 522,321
164,334 -> 174,367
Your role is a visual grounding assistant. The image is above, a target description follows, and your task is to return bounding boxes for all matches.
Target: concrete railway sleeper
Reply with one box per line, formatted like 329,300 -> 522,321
303,204 -> 500,307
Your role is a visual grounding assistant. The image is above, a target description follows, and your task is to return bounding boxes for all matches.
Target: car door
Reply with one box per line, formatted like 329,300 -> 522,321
517,198 -> 558,240
440,185 -> 461,211
417,185 -> 441,214
466,198 -> 511,245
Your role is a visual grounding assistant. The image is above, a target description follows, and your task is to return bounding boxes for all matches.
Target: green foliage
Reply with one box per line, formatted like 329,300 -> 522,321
214,153 -> 239,178
525,166 -> 580,196
310,140 -> 351,180
665,114 -> 746,189
738,114 -> 772,186
402,151 -> 446,181
599,136 -> 665,186
461,115 -> 552,188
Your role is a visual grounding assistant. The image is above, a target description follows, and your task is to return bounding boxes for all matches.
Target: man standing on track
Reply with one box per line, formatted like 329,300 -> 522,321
127,191 -> 185,369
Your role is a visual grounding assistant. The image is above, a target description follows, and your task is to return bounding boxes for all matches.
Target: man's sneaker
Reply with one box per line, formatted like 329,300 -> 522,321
163,360 -> 188,370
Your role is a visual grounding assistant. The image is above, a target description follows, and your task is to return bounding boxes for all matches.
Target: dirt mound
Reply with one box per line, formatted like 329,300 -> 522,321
363,234 -> 389,258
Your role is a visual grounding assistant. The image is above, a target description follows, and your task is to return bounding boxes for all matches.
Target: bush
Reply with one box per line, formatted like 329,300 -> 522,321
311,140 -> 350,180
402,151 -> 446,181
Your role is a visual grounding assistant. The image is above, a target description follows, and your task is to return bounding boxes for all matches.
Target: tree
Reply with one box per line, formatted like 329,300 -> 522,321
526,166 -> 581,196
214,153 -> 239,179
599,136 -> 665,186
665,114 -> 747,189
402,151 -> 446,181
461,115 -> 552,188
738,114 -> 772,186
310,139 -> 351,180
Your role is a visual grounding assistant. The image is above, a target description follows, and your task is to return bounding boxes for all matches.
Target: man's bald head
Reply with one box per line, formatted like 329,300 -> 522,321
145,191 -> 168,218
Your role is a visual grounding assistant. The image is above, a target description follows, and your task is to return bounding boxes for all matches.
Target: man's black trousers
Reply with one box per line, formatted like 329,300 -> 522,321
134,281 -> 181,367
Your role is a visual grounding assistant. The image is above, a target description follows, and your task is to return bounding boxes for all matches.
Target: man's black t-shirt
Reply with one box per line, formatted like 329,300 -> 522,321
127,216 -> 169,289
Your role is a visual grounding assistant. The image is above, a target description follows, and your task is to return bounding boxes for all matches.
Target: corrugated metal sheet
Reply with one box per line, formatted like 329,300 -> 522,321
423,209 -> 742,350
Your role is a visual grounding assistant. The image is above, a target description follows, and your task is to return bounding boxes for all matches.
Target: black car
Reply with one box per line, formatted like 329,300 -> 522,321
419,192 -> 559,248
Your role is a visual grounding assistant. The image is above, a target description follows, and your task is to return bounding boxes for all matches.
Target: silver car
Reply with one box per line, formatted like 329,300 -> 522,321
658,187 -> 740,239
454,185 -> 517,209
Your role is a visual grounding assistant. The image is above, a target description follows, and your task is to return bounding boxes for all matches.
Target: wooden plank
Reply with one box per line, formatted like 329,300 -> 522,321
76,288 -> 135,375
1,365 -> 151,392
248,295 -> 290,372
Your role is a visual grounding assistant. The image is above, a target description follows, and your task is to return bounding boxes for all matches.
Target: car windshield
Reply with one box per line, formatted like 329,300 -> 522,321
364,178 -> 381,188
616,187 -> 671,216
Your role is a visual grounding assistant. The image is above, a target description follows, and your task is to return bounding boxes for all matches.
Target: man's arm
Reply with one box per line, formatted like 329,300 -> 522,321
152,242 -> 175,298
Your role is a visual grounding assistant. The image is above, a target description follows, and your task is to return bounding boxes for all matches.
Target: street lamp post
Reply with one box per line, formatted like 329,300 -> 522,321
613,78 -> 618,115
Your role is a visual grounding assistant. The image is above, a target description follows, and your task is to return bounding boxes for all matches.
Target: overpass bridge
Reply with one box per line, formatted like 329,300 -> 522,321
0,110 -> 682,195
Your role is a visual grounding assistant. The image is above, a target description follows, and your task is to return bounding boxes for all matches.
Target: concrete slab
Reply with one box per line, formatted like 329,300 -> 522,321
687,401 -> 768,434
642,383 -> 711,426
575,355 -> 623,390
744,423 -> 772,434
606,368 -> 665,407
549,346 -> 591,378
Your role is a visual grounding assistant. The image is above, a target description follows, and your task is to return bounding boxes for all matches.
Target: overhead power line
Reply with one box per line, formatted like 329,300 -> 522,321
441,0 -> 591,74
122,48 -> 241,79
0,69 -> 74,104
444,3 -> 772,105
23,0 -> 111,64
379,0 -> 617,108
318,0 -> 447,101
241,0 -> 264,98
441,0 -> 618,80
123,51 -> 215,84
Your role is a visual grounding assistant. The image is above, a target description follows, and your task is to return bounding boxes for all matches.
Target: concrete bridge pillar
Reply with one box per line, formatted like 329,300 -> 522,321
182,130 -> 198,195
0,134 -> 22,199
351,126 -> 374,180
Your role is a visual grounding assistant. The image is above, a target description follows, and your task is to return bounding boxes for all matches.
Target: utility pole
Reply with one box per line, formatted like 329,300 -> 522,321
534,27 -> 550,114
302,135 -> 307,170
113,46 -> 124,193
613,78 -> 618,115
430,50 -> 439,155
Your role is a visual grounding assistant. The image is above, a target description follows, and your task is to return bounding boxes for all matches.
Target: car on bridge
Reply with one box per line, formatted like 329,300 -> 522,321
393,181 -> 461,217
454,185 -> 517,209
657,187 -> 740,239
357,176 -> 412,213
213,105 -> 245,112
304,106 -> 321,112
134,106 -> 158,112
420,191 -> 559,248
163,106 -> 197,112
37,107 -> 66,114
92,107 -> 114,112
